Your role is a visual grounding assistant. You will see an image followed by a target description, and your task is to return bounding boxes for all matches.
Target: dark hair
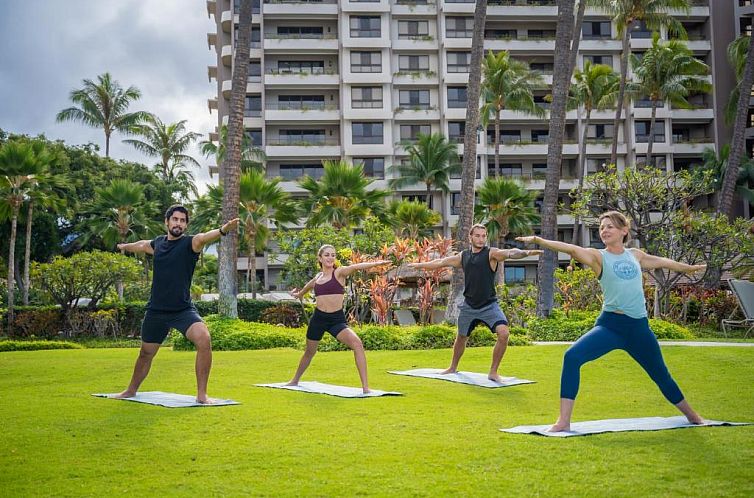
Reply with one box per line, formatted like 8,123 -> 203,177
165,204 -> 190,224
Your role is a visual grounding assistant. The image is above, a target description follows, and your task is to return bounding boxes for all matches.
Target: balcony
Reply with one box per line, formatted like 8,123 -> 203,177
207,65 -> 217,82
265,101 -> 340,121
487,0 -> 557,18
671,136 -> 715,154
264,68 -> 339,86
392,70 -> 439,86
265,137 -> 341,157
392,36 -> 437,51
263,0 -> 338,16
221,44 -> 232,66
207,32 -> 217,49
206,0 -> 216,16
264,33 -> 338,52
484,34 -> 556,53
393,105 -> 440,121
220,9 -> 233,32
392,0 -> 437,16
342,0 -> 390,13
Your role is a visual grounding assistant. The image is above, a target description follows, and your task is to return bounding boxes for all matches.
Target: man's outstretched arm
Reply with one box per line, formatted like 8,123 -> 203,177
192,218 -> 240,253
117,240 -> 154,255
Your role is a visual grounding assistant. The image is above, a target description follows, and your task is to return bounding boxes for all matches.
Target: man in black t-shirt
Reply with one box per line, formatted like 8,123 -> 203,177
114,205 -> 239,404
408,224 -> 541,382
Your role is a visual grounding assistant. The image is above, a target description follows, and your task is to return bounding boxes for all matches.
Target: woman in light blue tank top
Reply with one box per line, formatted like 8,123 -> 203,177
517,211 -> 706,432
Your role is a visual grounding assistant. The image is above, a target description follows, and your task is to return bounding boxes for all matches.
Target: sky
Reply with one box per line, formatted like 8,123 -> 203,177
0,0 -> 218,192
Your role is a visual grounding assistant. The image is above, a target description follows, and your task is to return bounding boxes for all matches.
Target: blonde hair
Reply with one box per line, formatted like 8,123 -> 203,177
599,211 -> 631,244
468,224 -> 487,237
317,244 -> 338,269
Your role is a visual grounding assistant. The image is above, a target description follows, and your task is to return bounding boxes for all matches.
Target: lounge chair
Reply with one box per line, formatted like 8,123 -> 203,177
722,279 -> 754,338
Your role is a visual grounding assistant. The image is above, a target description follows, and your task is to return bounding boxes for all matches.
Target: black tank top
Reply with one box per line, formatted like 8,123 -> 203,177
462,246 -> 497,309
147,235 -> 200,312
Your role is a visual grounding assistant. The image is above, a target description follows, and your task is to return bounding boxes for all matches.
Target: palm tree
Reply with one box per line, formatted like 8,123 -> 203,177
536,0 -> 576,318
699,145 -> 754,207
590,0 -> 690,166
238,170 -> 297,298
218,0 -> 253,318
719,34 -> 754,217
21,165 -> 69,305
388,133 -> 460,238
191,184 -> 224,236
475,178 -> 541,246
569,61 -> 620,243
123,114 -> 201,198
480,50 -> 546,175
629,33 -> 710,166
88,179 -> 160,299
0,140 -> 51,329
724,35 -> 750,126
56,73 -> 147,157
299,160 -> 388,229
446,0 -> 487,322
199,124 -> 266,173
388,200 -> 441,240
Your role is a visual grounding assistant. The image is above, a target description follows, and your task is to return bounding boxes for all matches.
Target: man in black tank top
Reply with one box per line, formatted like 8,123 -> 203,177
112,205 -> 239,404
409,224 -> 542,382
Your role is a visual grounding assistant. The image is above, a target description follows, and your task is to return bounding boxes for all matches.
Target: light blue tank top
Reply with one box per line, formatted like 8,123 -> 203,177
599,248 -> 647,319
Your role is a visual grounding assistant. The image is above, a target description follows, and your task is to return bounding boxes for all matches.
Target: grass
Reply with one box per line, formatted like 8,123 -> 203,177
1,345 -> 753,497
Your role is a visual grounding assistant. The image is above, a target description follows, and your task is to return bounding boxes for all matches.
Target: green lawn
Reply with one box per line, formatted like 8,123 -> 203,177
1,345 -> 753,497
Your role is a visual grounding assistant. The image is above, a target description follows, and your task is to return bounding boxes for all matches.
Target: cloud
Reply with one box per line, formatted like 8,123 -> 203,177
0,0 -> 218,193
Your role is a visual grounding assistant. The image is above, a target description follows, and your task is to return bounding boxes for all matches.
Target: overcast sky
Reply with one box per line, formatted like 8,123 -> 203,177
0,0 -> 218,192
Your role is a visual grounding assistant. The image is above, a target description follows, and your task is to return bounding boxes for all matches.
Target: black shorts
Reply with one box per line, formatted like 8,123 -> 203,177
141,308 -> 203,344
306,309 -> 348,341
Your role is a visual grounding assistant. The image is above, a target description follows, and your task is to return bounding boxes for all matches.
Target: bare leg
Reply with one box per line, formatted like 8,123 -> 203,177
441,335 -> 468,374
287,339 -> 319,386
488,324 -> 510,382
337,328 -> 369,393
548,398 -> 575,432
186,323 -> 213,404
675,399 -> 704,424
115,342 -> 161,398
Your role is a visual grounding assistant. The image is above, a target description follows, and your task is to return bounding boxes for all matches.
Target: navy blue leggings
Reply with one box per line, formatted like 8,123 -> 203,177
560,311 -> 684,404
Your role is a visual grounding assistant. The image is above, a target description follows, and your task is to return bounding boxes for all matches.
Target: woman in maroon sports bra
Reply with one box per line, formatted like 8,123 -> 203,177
288,244 -> 390,393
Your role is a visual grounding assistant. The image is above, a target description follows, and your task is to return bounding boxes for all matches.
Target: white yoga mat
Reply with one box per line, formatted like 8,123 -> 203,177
92,391 -> 240,408
501,416 -> 751,437
255,381 -> 402,398
389,368 -> 535,388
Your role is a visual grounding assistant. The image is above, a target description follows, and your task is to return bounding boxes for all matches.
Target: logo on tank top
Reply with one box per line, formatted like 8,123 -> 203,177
613,260 -> 639,280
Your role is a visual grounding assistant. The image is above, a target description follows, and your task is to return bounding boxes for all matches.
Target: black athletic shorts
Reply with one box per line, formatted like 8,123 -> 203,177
306,308 -> 348,341
141,307 -> 203,344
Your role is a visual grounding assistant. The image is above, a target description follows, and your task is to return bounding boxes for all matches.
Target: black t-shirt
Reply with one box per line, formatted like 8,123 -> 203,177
146,235 -> 200,312
462,246 -> 498,309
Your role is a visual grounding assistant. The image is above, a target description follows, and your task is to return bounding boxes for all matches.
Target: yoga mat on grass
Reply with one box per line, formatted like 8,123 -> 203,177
255,381 -> 401,398
389,368 -> 534,388
92,391 -> 239,408
501,416 -> 751,437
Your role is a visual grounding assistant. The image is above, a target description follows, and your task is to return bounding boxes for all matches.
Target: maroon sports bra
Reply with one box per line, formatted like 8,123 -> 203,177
313,273 -> 345,297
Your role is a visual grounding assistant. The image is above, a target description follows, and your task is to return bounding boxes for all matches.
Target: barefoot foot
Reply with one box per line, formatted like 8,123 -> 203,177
440,368 -> 457,375
285,381 -> 299,387
546,422 -> 571,433
362,388 -> 371,394
113,390 -> 136,399
686,415 -> 705,425
196,397 -> 218,405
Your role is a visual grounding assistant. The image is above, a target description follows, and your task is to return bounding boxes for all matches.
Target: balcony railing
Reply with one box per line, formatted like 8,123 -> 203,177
265,67 -> 338,75
267,137 -> 340,146
265,33 -> 337,40
264,0 -> 337,4
671,136 -> 713,144
265,102 -> 338,111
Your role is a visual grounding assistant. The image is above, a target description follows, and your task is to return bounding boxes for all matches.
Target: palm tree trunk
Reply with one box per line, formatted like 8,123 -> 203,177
645,100 -> 658,167
441,190 -> 449,239
218,0 -> 253,318
446,0 -> 487,323
494,109 -> 501,176
426,183 -> 432,209
105,130 -> 111,158
22,200 -> 33,305
719,34 -> 754,217
7,204 -> 19,335
567,0 -> 587,75
610,26 -> 633,166
536,0 -> 575,318
571,108 -> 591,245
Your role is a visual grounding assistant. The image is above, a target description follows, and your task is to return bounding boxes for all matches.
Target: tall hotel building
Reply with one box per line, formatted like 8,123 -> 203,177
205,0 -> 732,290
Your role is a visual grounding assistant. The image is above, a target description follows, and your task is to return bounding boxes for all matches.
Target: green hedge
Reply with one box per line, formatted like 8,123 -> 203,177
528,310 -> 693,341
0,300 -> 306,339
172,316 -> 532,352
0,340 -> 83,352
